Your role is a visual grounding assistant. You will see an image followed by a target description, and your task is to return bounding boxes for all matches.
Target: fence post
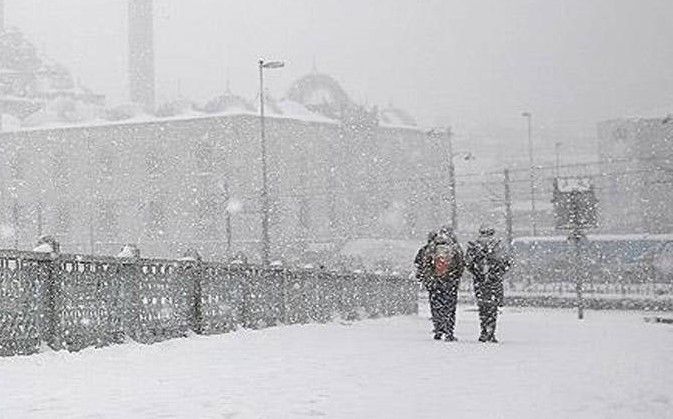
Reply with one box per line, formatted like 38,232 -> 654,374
44,253 -> 62,351
190,261 -> 203,334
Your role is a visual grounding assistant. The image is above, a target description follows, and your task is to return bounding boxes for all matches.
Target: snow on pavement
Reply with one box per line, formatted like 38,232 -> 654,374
1,306 -> 672,419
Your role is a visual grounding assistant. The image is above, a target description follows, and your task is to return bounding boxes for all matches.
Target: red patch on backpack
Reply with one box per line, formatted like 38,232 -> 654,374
434,254 -> 450,276
433,244 -> 455,277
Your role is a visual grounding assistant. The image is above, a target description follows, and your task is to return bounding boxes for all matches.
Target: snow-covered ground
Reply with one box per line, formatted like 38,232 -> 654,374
1,306 -> 672,419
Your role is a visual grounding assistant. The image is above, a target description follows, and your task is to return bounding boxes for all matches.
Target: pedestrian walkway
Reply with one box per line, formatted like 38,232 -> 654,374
0,306 -> 671,418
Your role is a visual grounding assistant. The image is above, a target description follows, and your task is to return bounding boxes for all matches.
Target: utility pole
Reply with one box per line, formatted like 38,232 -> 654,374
258,59 -> 284,266
522,112 -> 537,235
86,134 -> 95,255
555,141 -> 562,178
570,228 -> 585,320
447,127 -> 457,231
259,60 -> 269,266
37,202 -> 43,238
504,169 -> 513,245
12,201 -> 18,249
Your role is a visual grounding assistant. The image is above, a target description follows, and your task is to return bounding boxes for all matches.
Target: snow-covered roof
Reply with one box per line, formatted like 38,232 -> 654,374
155,98 -> 200,118
21,96 -> 102,128
2,100 -> 339,133
556,177 -> 592,192
203,92 -> 255,114
378,121 -> 426,132
379,106 -> 418,129
3,69 -> 426,133
617,105 -> 673,121
275,99 -> 336,124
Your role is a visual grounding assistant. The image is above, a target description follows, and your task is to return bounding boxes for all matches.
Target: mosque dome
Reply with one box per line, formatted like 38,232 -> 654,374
0,27 -> 103,124
286,73 -> 353,118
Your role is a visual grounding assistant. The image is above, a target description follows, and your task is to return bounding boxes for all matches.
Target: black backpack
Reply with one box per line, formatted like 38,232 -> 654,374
467,239 -> 507,277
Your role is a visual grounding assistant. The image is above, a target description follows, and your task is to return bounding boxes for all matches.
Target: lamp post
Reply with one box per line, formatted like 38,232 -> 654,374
428,127 -> 475,232
521,112 -> 537,236
555,141 -> 562,178
446,127 -> 457,231
259,59 -> 284,266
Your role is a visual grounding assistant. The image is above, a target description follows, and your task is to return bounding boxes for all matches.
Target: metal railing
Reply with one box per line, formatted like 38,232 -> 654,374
0,250 -> 418,357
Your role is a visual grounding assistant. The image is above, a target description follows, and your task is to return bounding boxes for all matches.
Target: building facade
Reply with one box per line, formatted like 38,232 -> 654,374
0,75 -> 449,264
597,117 -> 673,234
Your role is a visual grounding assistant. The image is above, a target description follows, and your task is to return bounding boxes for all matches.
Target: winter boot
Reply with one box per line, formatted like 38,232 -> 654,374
433,332 -> 443,340
486,324 -> 498,343
478,326 -> 488,342
444,334 -> 457,342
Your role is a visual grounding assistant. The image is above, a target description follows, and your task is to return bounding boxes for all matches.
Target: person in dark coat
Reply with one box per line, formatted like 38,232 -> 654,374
414,230 -> 437,281
465,225 -> 512,343
415,226 -> 465,341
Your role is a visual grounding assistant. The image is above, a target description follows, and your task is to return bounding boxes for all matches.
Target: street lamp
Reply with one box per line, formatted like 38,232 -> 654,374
521,111 -> 537,236
554,141 -> 562,178
259,59 -> 285,266
428,127 -> 474,232
446,127 -> 457,231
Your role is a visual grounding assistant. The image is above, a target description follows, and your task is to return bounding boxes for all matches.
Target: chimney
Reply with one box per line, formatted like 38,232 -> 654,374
128,0 -> 155,110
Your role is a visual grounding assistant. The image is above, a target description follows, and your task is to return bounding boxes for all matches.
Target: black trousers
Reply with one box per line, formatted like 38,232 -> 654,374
474,276 -> 503,338
428,281 -> 458,336
477,302 -> 498,338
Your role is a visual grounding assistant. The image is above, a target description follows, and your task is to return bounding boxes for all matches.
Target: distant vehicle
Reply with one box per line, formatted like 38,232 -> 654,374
511,234 -> 673,284
652,241 -> 673,282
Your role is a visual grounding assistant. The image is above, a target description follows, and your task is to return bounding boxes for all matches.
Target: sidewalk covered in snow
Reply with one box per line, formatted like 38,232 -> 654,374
1,306 -> 671,418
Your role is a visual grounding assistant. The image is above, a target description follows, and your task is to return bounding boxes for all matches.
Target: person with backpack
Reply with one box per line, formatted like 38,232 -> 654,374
414,230 -> 437,282
465,225 -> 512,343
415,226 -> 465,341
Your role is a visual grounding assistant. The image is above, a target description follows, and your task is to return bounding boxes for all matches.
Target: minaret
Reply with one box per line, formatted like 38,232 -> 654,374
0,0 -> 4,130
128,0 -> 155,110
0,0 -> 5,32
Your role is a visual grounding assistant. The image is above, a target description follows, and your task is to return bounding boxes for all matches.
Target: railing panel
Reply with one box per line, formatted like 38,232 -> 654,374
283,269 -> 312,324
0,253 -> 49,356
199,264 -> 245,334
56,258 -> 124,351
132,260 -> 193,343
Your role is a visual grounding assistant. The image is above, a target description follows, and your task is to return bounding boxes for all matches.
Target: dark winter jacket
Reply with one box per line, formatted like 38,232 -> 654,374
414,243 -> 431,279
465,238 -> 511,305
415,240 -> 465,288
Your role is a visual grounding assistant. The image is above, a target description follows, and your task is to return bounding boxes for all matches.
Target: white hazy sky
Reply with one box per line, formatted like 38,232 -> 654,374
6,0 -> 673,163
